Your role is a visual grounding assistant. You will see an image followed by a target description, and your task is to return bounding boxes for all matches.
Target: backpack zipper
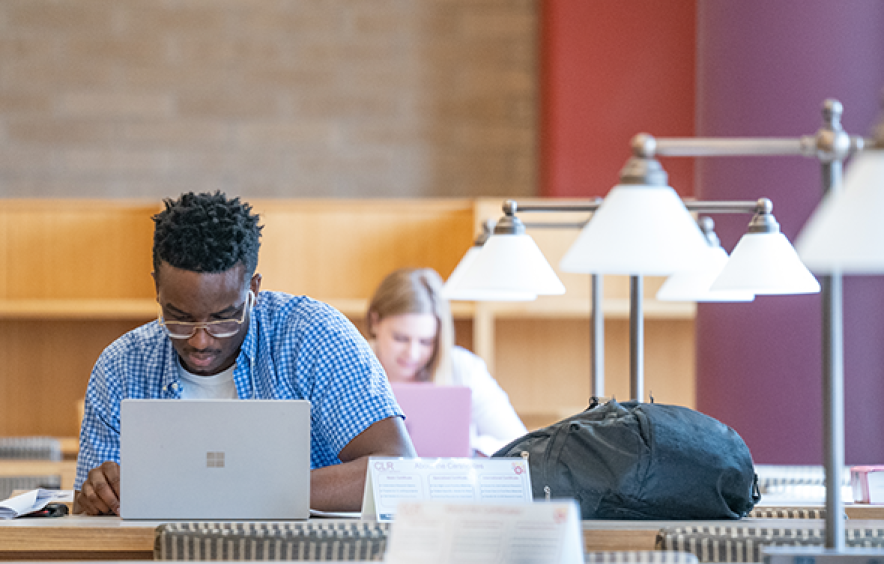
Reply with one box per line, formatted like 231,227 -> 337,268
519,450 -> 551,500
539,421 -> 575,501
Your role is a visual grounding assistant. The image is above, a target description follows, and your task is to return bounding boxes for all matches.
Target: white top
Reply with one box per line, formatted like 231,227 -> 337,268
448,346 -> 527,456
177,362 -> 237,399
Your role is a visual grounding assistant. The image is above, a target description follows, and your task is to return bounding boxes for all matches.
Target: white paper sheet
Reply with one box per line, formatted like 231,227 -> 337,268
0,489 -> 72,519
385,500 -> 583,564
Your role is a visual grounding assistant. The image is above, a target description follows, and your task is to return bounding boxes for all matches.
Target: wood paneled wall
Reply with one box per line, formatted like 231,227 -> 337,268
0,198 -> 695,438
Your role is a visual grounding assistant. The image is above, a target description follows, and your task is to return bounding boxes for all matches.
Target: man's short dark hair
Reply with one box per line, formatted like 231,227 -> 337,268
152,191 -> 263,279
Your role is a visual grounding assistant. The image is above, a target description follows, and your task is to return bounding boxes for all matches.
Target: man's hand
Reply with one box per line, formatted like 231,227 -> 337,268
74,461 -> 121,515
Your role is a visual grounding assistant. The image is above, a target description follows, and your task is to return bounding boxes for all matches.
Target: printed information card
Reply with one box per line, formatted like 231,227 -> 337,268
361,457 -> 532,521
384,500 -> 584,564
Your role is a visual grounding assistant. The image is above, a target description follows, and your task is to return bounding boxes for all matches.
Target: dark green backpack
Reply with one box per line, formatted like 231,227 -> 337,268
493,399 -> 760,520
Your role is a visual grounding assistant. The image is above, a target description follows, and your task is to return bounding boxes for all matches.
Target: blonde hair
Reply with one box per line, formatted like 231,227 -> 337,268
366,268 -> 454,385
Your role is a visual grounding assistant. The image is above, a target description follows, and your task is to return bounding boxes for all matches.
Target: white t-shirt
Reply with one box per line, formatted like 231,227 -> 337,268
177,361 -> 238,399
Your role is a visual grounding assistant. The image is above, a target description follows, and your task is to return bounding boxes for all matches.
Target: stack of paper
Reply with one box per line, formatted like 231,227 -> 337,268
0,489 -> 72,519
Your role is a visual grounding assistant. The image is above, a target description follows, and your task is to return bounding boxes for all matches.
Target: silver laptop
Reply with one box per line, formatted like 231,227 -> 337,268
120,399 -> 311,520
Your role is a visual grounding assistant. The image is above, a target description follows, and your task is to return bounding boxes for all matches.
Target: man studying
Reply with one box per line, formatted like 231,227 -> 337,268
74,191 -> 415,515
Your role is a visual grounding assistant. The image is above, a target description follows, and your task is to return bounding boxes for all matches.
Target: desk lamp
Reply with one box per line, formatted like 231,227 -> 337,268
656,216 -> 755,302
703,198 -> 820,296
443,200 -> 607,396
443,201 -> 566,300
797,96 -> 884,272
442,220 -> 537,302
655,195 -> 821,304
794,94 -> 884,553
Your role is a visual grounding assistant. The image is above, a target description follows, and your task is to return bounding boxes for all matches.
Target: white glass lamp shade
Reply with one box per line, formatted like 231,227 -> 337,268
796,151 -> 884,273
711,232 -> 821,295
452,234 -> 566,297
441,246 -> 537,301
560,184 -> 710,275
657,245 -> 755,302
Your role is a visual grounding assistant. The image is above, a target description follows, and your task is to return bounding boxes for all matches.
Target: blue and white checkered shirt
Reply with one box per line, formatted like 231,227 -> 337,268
75,291 -> 402,489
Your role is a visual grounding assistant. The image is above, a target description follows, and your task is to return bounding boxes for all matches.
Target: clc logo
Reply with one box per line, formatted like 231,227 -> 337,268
373,461 -> 395,472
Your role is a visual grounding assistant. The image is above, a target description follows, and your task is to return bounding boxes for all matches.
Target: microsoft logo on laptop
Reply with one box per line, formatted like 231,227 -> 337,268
206,451 -> 225,468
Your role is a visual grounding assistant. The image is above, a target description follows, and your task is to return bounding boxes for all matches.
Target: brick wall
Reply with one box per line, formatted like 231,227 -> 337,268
0,0 -> 537,199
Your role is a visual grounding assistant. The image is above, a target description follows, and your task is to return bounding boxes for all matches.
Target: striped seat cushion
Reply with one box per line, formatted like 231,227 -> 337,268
154,521 -> 391,561
0,436 -> 64,500
0,437 -> 62,460
157,524 -> 702,563
0,475 -> 62,501
584,551 -> 698,563
655,525 -> 884,563
745,507 -> 825,519
754,465 -> 851,492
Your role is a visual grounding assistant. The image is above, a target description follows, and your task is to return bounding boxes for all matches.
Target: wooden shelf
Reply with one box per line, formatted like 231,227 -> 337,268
475,297 -> 696,320
328,298 -> 476,320
0,298 -> 478,321
0,299 -> 156,320
0,198 -> 699,438
0,298 -> 694,321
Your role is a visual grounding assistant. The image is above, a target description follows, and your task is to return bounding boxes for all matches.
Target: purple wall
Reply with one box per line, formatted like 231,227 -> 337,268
694,1 -> 884,464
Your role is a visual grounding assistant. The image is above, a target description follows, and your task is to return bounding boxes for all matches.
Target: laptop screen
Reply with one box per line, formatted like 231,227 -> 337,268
120,399 -> 310,520
391,383 -> 472,458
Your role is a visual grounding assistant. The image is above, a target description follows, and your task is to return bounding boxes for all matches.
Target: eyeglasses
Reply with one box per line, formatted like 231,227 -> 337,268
158,290 -> 254,339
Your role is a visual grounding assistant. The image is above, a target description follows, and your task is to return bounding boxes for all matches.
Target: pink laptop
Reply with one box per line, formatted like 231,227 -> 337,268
391,383 -> 472,457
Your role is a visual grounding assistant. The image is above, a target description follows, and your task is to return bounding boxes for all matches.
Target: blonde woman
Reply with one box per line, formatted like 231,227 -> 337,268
367,267 -> 527,456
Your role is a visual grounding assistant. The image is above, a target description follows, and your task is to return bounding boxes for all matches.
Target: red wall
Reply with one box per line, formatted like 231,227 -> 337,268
540,0 -> 698,199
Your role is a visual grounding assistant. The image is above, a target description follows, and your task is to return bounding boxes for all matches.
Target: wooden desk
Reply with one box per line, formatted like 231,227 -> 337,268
2,515 -> 882,561
0,515 -> 673,560
0,515 -> 157,560
578,518 -> 883,552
